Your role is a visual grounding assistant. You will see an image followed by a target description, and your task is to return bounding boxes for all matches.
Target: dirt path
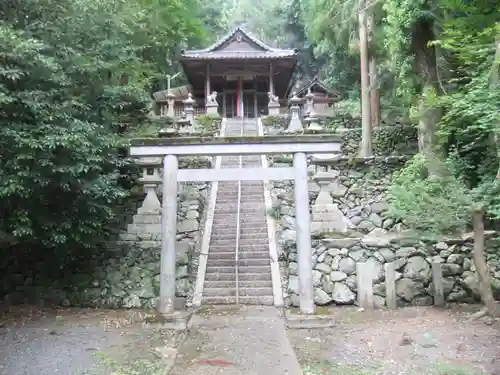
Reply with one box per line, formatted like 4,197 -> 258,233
0,306 -> 183,375
287,306 -> 500,375
169,305 -> 302,375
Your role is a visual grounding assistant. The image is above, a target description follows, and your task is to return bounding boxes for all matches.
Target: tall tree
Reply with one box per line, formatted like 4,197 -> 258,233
359,0 -> 373,156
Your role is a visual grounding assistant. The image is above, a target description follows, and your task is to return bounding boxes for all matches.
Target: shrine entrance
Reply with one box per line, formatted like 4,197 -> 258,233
129,131 -> 342,316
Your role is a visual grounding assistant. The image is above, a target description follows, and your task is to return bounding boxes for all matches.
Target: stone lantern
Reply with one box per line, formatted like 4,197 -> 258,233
136,157 -> 162,215
183,93 -> 195,122
286,92 -> 303,132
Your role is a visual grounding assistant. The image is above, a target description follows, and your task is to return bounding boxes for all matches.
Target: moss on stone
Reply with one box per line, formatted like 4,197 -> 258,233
130,134 -> 342,146
194,114 -> 222,134
261,115 -> 288,129
341,124 -> 418,156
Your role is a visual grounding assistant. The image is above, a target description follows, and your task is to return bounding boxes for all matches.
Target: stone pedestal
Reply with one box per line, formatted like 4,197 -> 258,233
183,93 -> 195,122
177,112 -> 193,133
121,157 -> 162,242
268,102 -> 280,116
159,117 -> 179,138
206,103 -> 218,115
286,93 -> 303,132
310,171 -> 352,233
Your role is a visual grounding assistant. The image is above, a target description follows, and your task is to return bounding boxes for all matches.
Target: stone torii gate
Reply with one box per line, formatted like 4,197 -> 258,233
130,134 -> 342,315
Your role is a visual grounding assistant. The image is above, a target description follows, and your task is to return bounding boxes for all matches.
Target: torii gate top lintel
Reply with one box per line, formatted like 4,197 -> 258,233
129,134 -> 342,157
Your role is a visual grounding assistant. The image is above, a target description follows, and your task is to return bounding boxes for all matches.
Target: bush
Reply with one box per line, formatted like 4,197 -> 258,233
195,114 -> 222,134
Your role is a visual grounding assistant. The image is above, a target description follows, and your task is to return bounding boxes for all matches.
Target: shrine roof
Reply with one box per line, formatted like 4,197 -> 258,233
181,27 -> 297,60
153,85 -> 191,102
294,76 -> 339,98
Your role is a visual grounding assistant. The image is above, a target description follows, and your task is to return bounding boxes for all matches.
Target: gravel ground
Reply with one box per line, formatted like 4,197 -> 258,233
287,305 -> 500,375
0,306 -> 184,375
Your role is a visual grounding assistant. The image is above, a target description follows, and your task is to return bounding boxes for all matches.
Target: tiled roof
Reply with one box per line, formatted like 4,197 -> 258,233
182,50 -> 296,60
294,76 -> 339,98
153,85 -> 191,101
181,27 -> 297,60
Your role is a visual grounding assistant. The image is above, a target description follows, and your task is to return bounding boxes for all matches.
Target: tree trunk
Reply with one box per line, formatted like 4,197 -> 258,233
411,19 -> 442,157
471,208 -> 499,318
358,0 -> 372,157
490,37 -> 500,178
367,11 -> 380,128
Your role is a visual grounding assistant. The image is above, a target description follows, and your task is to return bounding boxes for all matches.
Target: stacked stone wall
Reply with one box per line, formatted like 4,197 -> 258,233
268,155 -> 500,308
1,162 -> 210,309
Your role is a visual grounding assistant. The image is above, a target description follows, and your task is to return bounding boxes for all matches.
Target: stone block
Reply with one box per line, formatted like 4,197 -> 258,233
206,104 -> 218,115
127,223 -> 162,234
132,214 -> 162,224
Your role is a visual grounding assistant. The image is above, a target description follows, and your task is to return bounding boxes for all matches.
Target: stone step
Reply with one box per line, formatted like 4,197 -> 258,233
205,272 -> 271,281
216,199 -> 265,205
212,217 -> 268,225
217,189 -> 264,200
215,207 -> 266,214
210,226 -> 268,234
217,188 -> 264,194
205,258 -> 270,267
217,184 -> 263,190
210,226 -> 268,237
212,211 -> 265,218
205,265 -> 271,274
210,233 -> 267,242
209,244 -> 269,252
201,296 -> 274,305
203,287 -> 273,297
209,231 -> 268,240
210,223 -> 268,231
207,251 -> 270,260
211,238 -> 269,247
238,232 -> 270,240
204,280 -> 273,289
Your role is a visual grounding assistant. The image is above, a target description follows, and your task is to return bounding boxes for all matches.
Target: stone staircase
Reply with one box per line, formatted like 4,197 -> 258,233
202,118 -> 274,305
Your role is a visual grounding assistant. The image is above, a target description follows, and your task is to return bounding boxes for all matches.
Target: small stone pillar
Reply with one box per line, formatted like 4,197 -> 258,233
183,93 -> 195,122
121,157 -> 162,242
206,91 -> 219,115
177,111 -> 194,134
159,154 -> 179,315
286,92 -> 303,132
310,171 -> 351,233
305,88 -> 314,115
294,152 -> 315,314
166,90 -> 175,118
304,90 -> 323,131
268,92 -> 280,116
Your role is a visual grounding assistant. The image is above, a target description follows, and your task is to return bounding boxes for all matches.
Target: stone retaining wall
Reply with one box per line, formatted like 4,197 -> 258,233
71,182 -> 209,309
1,177 -> 209,309
268,156 -> 500,307
284,234 -> 500,308
269,156 -> 408,236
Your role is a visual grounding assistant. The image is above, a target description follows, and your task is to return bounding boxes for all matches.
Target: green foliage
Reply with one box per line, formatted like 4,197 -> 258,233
178,156 -> 212,169
387,153 -> 473,236
195,114 -> 222,134
0,0 -> 221,252
261,115 -> 289,129
373,125 -> 418,155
